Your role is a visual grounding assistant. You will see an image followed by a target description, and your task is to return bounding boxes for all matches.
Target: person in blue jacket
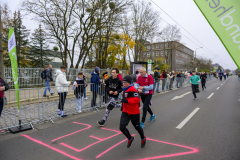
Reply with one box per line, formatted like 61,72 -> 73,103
91,67 -> 102,108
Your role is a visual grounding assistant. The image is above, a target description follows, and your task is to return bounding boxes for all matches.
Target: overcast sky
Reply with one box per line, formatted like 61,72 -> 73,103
2,0 -> 238,70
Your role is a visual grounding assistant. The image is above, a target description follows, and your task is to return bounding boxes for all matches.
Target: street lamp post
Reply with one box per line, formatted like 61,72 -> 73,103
194,47 -> 203,72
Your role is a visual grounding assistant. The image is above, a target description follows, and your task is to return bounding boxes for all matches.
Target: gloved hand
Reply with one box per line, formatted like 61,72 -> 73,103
121,98 -> 128,103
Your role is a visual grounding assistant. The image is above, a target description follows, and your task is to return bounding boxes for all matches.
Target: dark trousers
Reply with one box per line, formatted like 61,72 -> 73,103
201,80 -> 206,88
192,84 -> 198,98
220,76 -> 222,81
91,91 -> 98,107
58,92 -> 67,111
103,91 -> 108,103
120,112 -> 145,140
0,102 -> 3,116
141,94 -> 153,123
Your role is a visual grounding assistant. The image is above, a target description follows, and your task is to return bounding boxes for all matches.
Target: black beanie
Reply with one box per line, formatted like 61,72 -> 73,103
123,75 -> 132,84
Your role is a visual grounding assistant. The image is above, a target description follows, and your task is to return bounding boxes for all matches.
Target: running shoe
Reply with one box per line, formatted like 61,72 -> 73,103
127,136 -> 134,148
141,136 -> 146,148
149,115 -> 156,122
97,120 -> 105,127
140,122 -> 145,128
194,98 -> 197,100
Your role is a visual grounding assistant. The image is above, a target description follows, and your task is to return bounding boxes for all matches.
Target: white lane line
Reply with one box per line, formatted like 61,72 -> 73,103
171,92 -> 191,101
176,108 -> 200,129
216,87 -> 220,90
207,93 -> 214,99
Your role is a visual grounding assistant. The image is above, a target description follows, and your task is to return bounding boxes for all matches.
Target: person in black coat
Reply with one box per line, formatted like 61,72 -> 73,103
200,72 -> 207,90
0,78 -> 9,117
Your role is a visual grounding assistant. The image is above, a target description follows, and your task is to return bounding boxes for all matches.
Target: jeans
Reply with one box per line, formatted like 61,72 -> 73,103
141,94 -> 153,123
44,80 -> 50,95
84,88 -> 86,98
166,84 -> 169,90
58,92 -> 67,111
0,102 -> 3,117
162,79 -> 166,91
153,81 -> 160,93
91,91 -> 98,107
176,77 -> 180,87
76,97 -> 83,111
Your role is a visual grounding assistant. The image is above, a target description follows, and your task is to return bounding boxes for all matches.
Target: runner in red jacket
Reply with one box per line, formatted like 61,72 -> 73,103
120,75 -> 146,148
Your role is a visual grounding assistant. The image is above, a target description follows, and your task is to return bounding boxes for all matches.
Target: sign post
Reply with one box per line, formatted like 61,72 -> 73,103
8,27 -> 32,133
148,59 -> 152,75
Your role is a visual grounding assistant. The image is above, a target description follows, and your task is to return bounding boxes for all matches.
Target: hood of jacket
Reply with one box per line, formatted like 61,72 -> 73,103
55,70 -> 65,77
91,71 -> 99,76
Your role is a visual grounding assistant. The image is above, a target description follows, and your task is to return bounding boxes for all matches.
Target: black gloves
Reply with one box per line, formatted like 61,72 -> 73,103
121,98 -> 128,103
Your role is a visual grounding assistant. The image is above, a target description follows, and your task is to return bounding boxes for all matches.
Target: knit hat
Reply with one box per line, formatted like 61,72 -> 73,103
95,67 -> 100,73
123,75 -> 132,84
102,72 -> 108,77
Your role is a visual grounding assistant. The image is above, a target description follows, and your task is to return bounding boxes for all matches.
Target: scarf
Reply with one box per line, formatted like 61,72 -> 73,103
123,84 -> 133,92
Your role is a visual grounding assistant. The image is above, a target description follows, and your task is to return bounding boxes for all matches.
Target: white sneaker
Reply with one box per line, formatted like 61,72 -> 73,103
78,110 -> 82,113
84,97 -> 88,100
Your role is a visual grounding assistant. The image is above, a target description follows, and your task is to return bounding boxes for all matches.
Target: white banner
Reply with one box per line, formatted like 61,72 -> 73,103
8,32 -> 16,52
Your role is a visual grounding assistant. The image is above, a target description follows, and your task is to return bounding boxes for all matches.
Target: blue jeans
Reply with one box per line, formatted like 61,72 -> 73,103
44,81 -> 50,95
153,81 -> 160,93
84,88 -> 86,98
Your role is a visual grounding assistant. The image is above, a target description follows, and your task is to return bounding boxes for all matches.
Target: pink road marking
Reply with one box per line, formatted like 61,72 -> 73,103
89,136 -> 104,141
96,134 -> 135,159
60,127 -> 121,152
22,135 -> 82,160
133,138 -> 199,160
52,122 -> 91,142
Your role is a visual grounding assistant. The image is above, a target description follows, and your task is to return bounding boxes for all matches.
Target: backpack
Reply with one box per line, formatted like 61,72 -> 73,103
41,69 -> 47,79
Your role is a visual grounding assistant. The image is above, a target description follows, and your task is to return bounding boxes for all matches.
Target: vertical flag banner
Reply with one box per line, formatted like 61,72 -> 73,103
194,0 -> 240,70
8,27 -> 20,110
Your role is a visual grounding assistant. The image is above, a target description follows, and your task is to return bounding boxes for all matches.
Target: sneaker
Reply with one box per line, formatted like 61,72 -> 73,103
61,114 -> 67,118
140,122 -> 145,129
149,115 -> 156,122
157,91 -> 160,93
97,120 -> 105,127
78,110 -> 82,113
194,98 -> 197,100
43,95 -> 49,97
141,136 -> 146,148
84,97 -> 88,100
127,136 -> 134,148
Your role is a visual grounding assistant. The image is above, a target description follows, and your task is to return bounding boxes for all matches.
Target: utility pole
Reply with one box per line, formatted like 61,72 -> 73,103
0,7 -> 4,79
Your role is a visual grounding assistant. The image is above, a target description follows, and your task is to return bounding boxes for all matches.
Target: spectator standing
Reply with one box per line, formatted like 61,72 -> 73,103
43,64 -> 53,97
0,77 -> 9,133
83,72 -> 88,99
91,67 -> 102,109
73,72 -> 85,113
117,70 -> 123,81
161,70 -> 167,92
55,66 -> 71,117
153,67 -> 160,93
132,71 -> 139,83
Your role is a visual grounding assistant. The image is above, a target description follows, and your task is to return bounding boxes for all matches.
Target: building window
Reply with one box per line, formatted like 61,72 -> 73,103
147,52 -> 150,57
156,51 -> 159,56
161,51 -> 164,56
165,43 -> 169,48
156,44 -> 159,49
143,52 -> 146,57
152,52 -> 155,57
152,45 -> 155,49
161,44 -> 164,48
147,46 -> 150,50
165,51 -> 168,56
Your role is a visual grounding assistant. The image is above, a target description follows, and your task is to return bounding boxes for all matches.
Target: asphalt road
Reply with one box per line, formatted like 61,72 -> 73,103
0,76 -> 240,160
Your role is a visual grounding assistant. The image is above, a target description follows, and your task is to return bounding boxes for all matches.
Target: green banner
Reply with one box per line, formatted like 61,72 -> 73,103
8,27 -> 20,110
194,0 -> 240,70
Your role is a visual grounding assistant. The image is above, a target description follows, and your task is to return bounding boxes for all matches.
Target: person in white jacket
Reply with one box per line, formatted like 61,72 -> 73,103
55,66 -> 71,117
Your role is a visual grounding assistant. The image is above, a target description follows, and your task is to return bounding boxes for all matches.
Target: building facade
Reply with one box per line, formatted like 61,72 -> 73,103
139,41 -> 194,72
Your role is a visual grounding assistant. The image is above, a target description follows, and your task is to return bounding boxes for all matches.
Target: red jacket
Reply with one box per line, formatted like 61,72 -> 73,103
122,86 -> 141,115
118,74 -> 123,81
